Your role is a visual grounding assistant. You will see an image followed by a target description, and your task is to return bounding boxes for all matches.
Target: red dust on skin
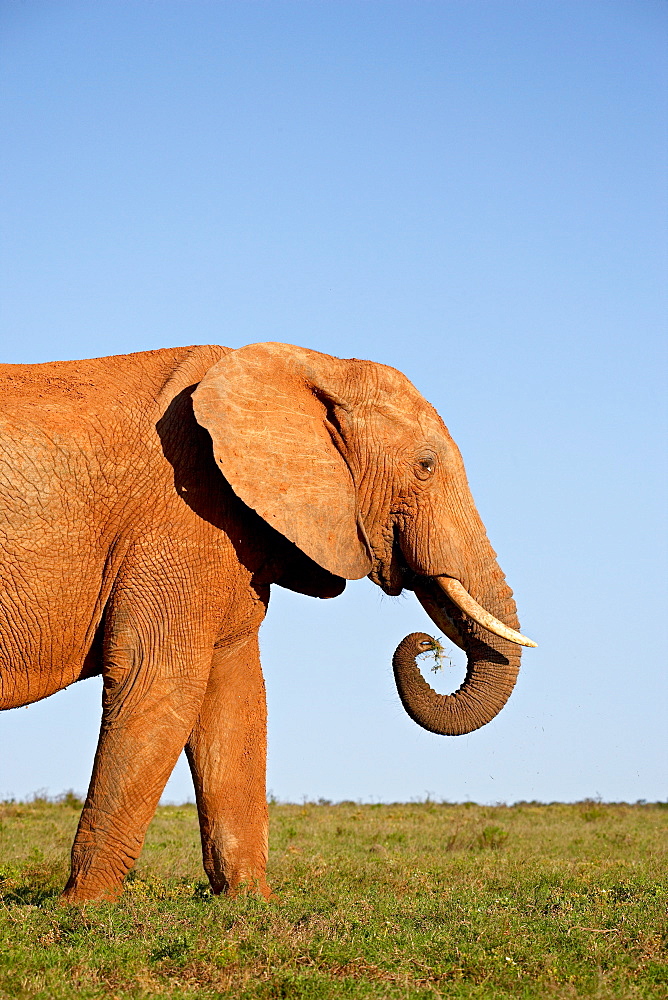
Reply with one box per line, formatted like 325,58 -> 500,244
0,342 -> 526,903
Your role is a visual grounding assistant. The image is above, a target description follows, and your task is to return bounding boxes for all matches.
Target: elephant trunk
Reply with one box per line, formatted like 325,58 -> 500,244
393,575 -> 522,735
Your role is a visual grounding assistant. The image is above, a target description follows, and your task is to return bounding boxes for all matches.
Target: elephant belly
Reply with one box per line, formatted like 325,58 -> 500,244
0,601 -> 103,709
0,523 -> 110,709
0,416 -> 121,709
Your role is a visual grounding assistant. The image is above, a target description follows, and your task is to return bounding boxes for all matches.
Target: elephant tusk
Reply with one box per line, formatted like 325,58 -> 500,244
436,577 -> 537,648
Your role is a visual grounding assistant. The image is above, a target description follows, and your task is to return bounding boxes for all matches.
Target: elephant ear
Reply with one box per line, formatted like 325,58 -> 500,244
191,342 -> 373,580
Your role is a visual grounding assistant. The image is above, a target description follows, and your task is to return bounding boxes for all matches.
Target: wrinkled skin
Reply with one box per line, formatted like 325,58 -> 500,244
0,342 -> 526,902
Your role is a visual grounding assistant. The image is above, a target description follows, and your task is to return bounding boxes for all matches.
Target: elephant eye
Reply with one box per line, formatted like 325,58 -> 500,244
415,454 -> 436,480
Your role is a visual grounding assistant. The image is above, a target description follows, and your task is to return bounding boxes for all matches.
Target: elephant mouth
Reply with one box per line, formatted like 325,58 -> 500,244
403,572 -> 536,650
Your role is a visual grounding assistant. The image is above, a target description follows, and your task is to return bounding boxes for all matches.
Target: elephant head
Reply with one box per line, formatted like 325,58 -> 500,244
192,342 -> 535,736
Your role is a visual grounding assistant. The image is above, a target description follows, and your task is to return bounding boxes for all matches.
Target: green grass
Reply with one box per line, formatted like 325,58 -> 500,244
0,798 -> 666,998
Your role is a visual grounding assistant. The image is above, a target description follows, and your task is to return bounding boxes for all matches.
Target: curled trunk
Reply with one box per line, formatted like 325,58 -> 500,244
393,576 -> 522,735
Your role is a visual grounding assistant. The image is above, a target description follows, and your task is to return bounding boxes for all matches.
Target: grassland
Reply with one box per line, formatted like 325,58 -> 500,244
0,797 -> 666,998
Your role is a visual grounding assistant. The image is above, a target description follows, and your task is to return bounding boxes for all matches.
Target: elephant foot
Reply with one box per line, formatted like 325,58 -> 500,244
60,880 -> 124,905
223,882 -> 273,901
207,868 -> 272,901
218,879 -> 273,901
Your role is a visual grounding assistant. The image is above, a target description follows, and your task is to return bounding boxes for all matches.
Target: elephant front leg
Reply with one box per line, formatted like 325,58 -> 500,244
185,634 -> 270,899
63,628 -> 210,903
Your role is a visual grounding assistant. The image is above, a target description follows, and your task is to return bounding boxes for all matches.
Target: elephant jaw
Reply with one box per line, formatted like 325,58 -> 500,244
413,584 -> 467,650
411,576 -> 536,650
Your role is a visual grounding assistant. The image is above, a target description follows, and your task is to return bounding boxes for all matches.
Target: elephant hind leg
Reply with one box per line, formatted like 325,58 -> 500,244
185,634 -> 270,899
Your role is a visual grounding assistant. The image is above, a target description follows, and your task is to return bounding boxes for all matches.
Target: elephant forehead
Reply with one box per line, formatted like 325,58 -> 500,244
351,396 -> 449,449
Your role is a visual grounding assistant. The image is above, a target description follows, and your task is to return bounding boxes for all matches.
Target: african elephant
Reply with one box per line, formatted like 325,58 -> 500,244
0,342 -> 534,901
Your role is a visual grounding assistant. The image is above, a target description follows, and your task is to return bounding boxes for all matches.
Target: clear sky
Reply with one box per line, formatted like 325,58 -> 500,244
1,1 -> 666,805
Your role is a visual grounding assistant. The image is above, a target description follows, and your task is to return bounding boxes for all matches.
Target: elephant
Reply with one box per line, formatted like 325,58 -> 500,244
0,342 -> 535,902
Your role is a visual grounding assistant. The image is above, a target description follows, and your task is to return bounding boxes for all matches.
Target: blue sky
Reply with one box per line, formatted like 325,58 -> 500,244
1,1 -> 666,804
